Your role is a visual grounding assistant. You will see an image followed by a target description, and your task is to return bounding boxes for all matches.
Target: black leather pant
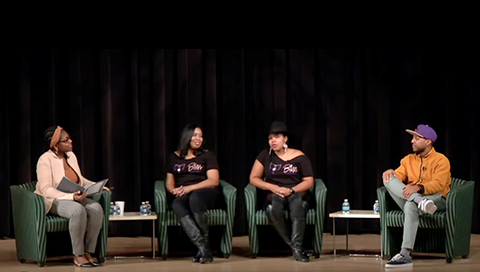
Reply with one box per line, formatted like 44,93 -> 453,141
170,187 -> 223,218
264,191 -> 312,221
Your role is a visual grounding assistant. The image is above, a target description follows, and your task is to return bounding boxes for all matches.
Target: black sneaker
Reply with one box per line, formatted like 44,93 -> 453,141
385,253 -> 413,267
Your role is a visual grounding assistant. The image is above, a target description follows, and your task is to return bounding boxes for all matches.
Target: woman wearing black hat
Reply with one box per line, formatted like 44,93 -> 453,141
249,121 -> 315,262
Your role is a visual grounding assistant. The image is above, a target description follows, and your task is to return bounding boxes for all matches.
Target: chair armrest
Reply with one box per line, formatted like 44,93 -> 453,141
446,180 -> 475,241
220,180 -> 237,214
97,189 -> 111,222
314,178 -> 327,224
244,183 -> 258,234
219,179 -> 237,253
377,186 -> 390,216
94,189 -> 111,261
154,180 -> 167,221
244,183 -> 257,214
244,183 -> 258,252
10,185 -> 47,251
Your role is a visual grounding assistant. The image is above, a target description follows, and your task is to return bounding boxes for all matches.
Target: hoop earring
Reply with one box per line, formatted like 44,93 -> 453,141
283,143 -> 288,153
54,147 -> 58,155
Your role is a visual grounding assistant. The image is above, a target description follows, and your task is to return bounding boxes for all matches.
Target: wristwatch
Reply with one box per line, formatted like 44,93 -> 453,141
290,188 -> 295,195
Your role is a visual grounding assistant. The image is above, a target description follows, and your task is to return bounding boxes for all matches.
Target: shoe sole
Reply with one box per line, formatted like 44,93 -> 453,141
424,201 -> 437,214
200,258 -> 213,264
385,263 -> 413,267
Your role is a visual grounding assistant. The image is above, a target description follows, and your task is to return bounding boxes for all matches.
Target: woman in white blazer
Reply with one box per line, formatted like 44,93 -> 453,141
34,125 -> 108,267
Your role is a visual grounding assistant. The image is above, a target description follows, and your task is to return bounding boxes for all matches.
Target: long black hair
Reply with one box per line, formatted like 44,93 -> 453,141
177,124 -> 207,159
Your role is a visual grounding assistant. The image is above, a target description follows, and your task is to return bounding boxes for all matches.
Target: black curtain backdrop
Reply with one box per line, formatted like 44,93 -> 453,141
1,49 -> 479,239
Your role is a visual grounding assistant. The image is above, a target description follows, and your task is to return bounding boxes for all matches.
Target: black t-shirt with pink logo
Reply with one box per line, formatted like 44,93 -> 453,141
256,149 -> 314,188
167,151 -> 219,187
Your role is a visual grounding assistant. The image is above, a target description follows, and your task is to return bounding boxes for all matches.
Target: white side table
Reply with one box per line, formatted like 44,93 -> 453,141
329,210 -> 382,258
109,212 -> 158,259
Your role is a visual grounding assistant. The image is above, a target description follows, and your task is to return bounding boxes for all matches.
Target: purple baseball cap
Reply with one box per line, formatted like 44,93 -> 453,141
406,124 -> 437,142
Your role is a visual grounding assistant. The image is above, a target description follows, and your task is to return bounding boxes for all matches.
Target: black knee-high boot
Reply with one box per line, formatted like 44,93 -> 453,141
291,218 -> 309,262
178,215 -> 212,264
266,204 -> 292,247
193,212 -> 213,263
301,201 -> 313,257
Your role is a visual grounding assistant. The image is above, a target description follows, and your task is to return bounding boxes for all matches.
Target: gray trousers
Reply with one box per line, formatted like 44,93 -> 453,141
383,177 -> 446,249
50,198 -> 104,256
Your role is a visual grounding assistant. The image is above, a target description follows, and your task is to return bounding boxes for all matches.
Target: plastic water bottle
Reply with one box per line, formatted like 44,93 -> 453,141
113,202 -> 120,216
373,200 -> 380,214
109,202 -> 115,216
145,201 -> 152,215
140,201 -> 148,216
342,199 -> 350,214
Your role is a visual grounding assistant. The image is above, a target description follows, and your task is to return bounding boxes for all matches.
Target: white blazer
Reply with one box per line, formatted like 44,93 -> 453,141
34,150 -> 94,213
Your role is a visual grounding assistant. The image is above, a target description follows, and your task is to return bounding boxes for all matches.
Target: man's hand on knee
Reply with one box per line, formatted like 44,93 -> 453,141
383,169 -> 396,183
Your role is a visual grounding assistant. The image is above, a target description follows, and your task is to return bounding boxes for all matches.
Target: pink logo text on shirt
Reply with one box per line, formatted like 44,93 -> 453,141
283,164 -> 298,174
188,162 -> 204,172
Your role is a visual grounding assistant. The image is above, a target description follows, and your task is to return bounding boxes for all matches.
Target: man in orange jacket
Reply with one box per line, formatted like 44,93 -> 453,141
382,124 -> 451,267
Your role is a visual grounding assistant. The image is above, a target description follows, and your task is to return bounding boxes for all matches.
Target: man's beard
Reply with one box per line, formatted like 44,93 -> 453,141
414,146 -> 425,155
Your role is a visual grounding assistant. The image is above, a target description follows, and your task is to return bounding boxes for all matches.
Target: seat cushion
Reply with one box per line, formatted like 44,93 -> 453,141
385,210 -> 446,228
46,215 -> 70,232
255,209 -> 317,225
165,209 -> 227,226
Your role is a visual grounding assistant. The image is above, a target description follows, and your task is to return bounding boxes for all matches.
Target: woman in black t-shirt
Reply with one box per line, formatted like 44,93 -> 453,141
166,124 -> 223,264
249,121 -> 314,262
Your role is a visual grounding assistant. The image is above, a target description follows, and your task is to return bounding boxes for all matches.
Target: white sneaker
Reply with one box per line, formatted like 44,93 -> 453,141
418,199 -> 437,215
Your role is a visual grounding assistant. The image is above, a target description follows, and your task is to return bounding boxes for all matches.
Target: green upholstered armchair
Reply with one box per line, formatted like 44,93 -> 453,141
377,177 -> 475,263
10,181 -> 111,267
154,179 -> 237,259
244,178 -> 327,258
